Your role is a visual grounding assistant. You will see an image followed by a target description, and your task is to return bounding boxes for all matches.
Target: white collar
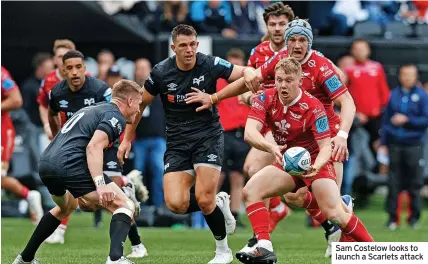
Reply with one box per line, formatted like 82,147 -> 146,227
280,88 -> 302,113
269,42 -> 287,54
299,50 -> 313,65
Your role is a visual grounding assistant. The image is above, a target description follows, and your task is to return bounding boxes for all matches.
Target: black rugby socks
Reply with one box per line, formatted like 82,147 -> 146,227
109,213 -> 132,261
203,206 -> 227,240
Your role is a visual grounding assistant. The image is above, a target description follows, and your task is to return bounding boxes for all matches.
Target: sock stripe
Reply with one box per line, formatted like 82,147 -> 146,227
345,217 -> 359,235
247,207 -> 267,216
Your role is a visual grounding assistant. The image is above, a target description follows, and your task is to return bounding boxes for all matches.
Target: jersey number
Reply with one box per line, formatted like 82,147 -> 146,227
61,112 -> 85,134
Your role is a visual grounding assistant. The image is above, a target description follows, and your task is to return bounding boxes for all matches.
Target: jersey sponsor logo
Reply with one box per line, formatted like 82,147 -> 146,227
167,94 -> 175,103
66,112 -> 74,118
315,116 -> 329,133
167,83 -> 178,91
193,75 -> 204,85
299,102 -> 309,110
274,120 -> 290,134
313,106 -> 325,119
251,101 -> 264,111
290,111 -> 302,120
59,100 -> 68,108
84,98 -> 95,106
207,154 -> 217,162
322,69 -> 334,77
325,75 -> 343,93
258,92 -> 266,102
2,78 -> 15,91
109,117 -> 119,127
320,63 -> 329,72
176,94 -> 187,103
106,161 -> 117,169
214,57 -> 231,68
308,60 -> 316,67
104,88 -> 112,102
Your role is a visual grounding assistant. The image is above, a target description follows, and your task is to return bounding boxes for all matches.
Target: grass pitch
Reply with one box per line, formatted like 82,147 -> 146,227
2,197 -> 427,264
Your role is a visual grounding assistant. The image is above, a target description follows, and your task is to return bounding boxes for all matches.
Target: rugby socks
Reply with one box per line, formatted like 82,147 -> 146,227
128,222 -> 142,246
21,212 -> 61,262
307,209 -> 334,232
94,209 -> 102,227
269,196 -> 281,209
109,211 -> 132,261
59,216 -> 70,230
20,186 -> 29,199
185,193 -> 200,214
303,191 -> 319,209
203,206 -> 227,241
247,202 -> 270,241
343,214 -> 374,242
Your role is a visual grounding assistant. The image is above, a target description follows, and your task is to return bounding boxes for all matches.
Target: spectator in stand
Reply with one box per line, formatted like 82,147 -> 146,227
345,39 -> 390,162
106,65 -> 124,88
230,0 -> 261,36
134,58 -> 151,87
160,1 -> 190,32
331,0 -> 368,35
133,58 -> 166,207
216,48 -> 250,228
97,49 -> 115,81
380,64 -> 428,230
20,53 -> 54,129
190,0 -> 236,38
413,1 -> 428,23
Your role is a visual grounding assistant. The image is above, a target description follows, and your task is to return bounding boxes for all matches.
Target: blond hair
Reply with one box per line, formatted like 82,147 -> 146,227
112,80 -> 142,100
53,39 -> 76,54
274,57 -> 302,76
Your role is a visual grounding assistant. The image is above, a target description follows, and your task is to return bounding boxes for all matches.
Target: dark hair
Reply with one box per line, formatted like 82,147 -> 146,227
171,24 -> 197,42
226,48 -> 245,60
263,2 -> 295,24
32,52 -> 52,69
62,50 -> 84,63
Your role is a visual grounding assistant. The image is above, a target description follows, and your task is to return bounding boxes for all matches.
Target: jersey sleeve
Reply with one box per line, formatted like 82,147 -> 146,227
309,103 -> 331,141
209,55 -> 234,80
145,70 -> 162,96
260,55 -> 279,81
97,111 -> 126,143
48,87 -> 60,113
316,58 -> 348,100
247,91 -> 268,126
1,71 -> 19,94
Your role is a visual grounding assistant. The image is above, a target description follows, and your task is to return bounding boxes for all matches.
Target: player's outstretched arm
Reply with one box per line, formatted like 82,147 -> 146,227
185,77 -> 249,112
305,137 -> 332,178
118,87 -> 155,163
48,107 -> 61,138
1,88 -> 22,112
332,91 -> 356,161
244,118 -> 286,164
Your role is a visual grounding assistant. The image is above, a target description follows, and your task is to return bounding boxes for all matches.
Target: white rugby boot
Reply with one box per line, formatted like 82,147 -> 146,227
12,255 -> 40,264
215,192 -> 236,235
105,256 -> 134,264
207,248 -> 233,264
126,243 -> 148,258
27,190 -> 43,224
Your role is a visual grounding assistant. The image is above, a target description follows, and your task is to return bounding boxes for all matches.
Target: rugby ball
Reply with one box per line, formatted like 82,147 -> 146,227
283,147 -> 311,176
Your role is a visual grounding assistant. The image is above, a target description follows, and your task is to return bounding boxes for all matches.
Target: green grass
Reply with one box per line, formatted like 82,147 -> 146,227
2,197 -> 427,264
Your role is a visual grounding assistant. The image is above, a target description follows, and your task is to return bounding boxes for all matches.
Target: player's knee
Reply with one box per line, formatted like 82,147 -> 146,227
165,196 -> 188,214
78,198 -> 97,212
322,206 -> 341,224
195,193 -> 216,214
242,185 -> 259,203
245,164 -> 260,178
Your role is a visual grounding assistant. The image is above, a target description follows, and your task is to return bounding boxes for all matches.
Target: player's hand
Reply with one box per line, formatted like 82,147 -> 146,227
391,113 -> 408,126
97,185 -> 116,208
331,135 -> 348,162
185,88 -> 212,112
269,144 -> 287,166
44,124 -> 53,140
243,68 -> 260,93
303,165 -> 320,178
117,140 -> 131,165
